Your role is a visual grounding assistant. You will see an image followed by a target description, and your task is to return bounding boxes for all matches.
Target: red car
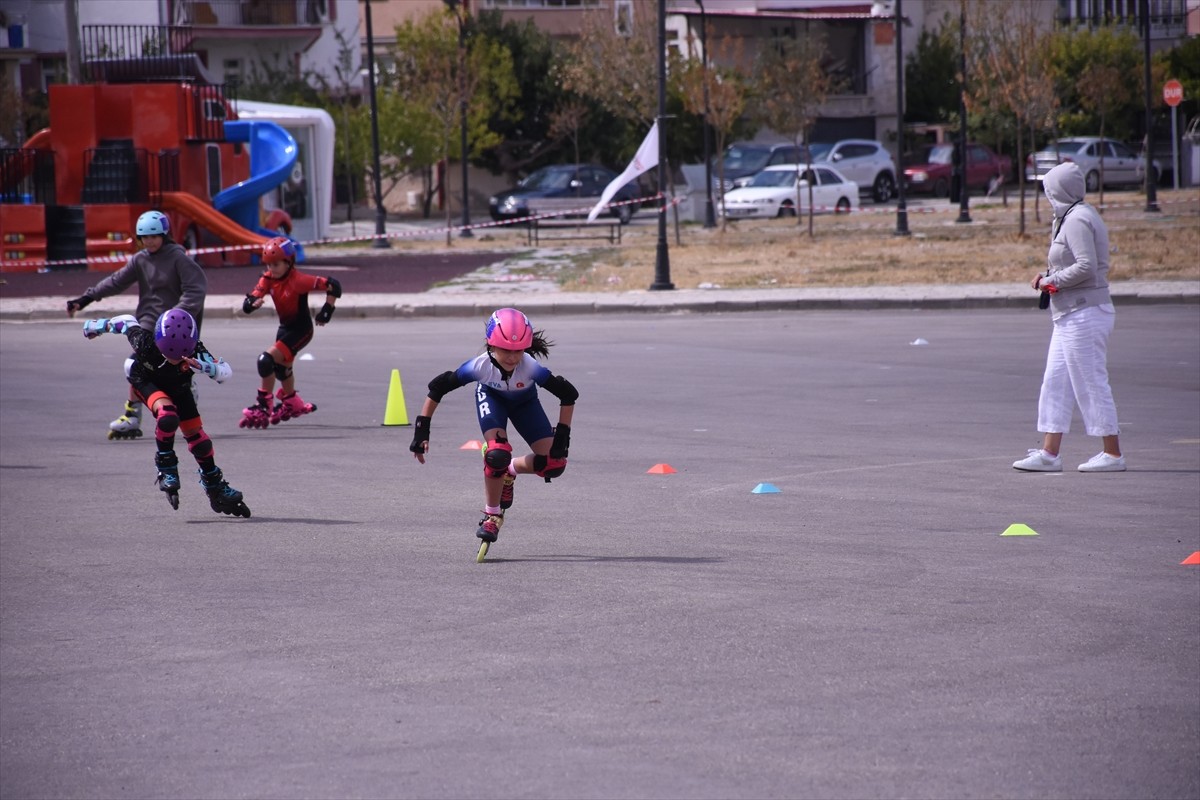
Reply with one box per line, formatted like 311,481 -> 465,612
903,143 -> 1013,198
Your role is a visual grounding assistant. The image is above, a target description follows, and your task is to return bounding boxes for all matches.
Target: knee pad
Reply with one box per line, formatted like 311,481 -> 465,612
257,352 -> 276,379
533,454 -> 567,481
483,439 -> 513,478
275,363 -> 292,382
155,404 -> 180,434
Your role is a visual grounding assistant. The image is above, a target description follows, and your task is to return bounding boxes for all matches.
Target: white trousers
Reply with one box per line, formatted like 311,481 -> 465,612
1037,305 -> 1119,436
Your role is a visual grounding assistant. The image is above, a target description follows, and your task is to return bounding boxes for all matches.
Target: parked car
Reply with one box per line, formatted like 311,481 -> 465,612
719,164 -> 860,219
1026,137 -> 1160,191
807,139 -> 897,203
713,141 -> 804,192
488,164 -> 641,224
903,142 -> 1013,198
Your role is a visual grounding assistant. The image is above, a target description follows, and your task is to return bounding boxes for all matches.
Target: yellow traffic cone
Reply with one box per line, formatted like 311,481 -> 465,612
383,369 -> 410,426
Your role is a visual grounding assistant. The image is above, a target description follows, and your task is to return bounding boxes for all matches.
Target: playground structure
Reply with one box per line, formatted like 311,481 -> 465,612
0,26 -> 305,273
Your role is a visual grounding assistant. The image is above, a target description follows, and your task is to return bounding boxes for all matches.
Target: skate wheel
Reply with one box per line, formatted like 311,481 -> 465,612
476,541 -> 489,563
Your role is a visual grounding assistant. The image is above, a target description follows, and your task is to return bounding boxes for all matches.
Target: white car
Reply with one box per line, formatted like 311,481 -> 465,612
720,164 -> 859,219
808,139 -> 897,203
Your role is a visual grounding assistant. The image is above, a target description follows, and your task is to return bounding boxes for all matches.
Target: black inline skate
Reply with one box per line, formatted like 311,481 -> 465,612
155,450 -> 181,510
199,466 -> 251,518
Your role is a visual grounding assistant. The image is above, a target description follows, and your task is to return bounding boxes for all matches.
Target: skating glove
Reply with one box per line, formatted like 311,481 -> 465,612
410,415 -> 431,454
549,424 -> 571,460
242,295 -> 258,315
82,319 -> 108,339
314,302 -> 336,325
193,352 -> 233,383
67,295 -> 93,315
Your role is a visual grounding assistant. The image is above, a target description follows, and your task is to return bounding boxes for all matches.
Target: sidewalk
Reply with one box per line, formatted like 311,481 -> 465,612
1,280 -> 1195,322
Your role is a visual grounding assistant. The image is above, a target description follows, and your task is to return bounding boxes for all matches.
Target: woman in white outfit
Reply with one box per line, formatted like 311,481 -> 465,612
1013,161 -> 1125,473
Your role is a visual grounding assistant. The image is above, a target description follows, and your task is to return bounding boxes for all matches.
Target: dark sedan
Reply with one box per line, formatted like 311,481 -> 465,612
488,164 -> 642,224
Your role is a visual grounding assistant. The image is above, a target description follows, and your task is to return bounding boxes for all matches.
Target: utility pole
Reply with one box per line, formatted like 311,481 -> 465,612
697,0 -> 716,229
894,0 -> 909,237
363,0 -> 391,248
955,0 -> 971,224
650,0 -> 674,290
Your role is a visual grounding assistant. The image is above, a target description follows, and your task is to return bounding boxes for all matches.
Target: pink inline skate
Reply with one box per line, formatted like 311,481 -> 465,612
270,389 -> 317,425
238,389 -> 272,429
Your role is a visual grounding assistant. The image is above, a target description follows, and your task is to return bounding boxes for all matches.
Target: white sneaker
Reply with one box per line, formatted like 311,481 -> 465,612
1078,452 -> 1126,472
1012,449 -> 1063,472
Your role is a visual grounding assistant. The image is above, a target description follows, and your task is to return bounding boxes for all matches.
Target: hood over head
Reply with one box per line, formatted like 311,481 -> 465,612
1043,162 -> 1085,217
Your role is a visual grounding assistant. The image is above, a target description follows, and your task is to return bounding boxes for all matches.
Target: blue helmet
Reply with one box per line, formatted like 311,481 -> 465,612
154,308 -> 198,360
136,210 -> 170,237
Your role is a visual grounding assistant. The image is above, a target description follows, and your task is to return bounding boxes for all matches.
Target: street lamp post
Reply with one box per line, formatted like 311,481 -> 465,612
650,0 -> 674,290
893,0 -> 909,236
1141,0 -> 1159,213
697,0 -> 716,229
363,0 -> 390,248
446,0 -> 473,236
955,0 -> 971,224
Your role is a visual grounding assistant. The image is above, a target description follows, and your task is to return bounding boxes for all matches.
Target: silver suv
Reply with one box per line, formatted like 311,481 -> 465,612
808,139 -> 897,203
1026,137 -> 1160,191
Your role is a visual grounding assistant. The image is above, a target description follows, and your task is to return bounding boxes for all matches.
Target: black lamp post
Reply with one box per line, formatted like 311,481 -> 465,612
363,0 -> 390,248
445,0 -> 473,236
650,0 -> 674,290
955,0 -> 971,224
1141,0 -> 1159,212
697,0 -> 716,229
893,0 -> 909,236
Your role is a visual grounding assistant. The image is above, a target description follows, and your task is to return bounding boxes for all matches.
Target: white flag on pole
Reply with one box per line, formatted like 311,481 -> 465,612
587,122 -> 659,222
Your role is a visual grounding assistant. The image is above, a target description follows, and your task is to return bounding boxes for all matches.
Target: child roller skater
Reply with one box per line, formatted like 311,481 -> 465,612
409,308 -> 577,559
82,308 -> 250,517
239,236 -> 341,428
66,209 -> 207,440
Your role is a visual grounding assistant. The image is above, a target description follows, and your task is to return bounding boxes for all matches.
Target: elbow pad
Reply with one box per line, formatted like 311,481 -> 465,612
427,370 -> 461,402
541,374 -> 579,405
324,277 -> 343,298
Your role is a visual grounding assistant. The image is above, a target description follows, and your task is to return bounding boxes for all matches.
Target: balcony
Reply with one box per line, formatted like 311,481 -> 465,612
173,0 -> 331,26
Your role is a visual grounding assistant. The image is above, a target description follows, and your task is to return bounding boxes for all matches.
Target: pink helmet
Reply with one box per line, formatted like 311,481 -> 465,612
154,308 -> 198,360
485,308 -> 533,350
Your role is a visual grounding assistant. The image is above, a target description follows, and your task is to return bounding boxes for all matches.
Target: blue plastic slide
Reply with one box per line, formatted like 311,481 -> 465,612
218,120 -> 305,261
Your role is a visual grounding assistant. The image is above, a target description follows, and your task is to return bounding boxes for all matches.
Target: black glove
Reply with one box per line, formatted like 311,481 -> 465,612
409,415 -> 431,454
242,295 -> 258,315
314,302 -> 335,325
549,423 -> 571,459
66,295 -> 93,315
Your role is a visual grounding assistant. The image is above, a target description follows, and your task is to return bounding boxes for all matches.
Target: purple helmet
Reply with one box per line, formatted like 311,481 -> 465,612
485,308 -> 532,350
154,308 -> 198,360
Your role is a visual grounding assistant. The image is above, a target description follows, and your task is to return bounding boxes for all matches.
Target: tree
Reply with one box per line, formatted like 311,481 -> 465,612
750,33 -> 839,237
388,7 -> 517,242
1076,62 -> 1131,208
905,15 -> 959,127
1047,26 -> 1143,142
968,0 -> 1056,235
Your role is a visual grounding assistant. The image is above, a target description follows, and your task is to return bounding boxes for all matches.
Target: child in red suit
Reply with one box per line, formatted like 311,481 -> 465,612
239,236 -> 342,428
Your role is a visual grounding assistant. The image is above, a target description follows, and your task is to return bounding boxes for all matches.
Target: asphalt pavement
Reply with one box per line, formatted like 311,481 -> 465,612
1,307 -> 1198,799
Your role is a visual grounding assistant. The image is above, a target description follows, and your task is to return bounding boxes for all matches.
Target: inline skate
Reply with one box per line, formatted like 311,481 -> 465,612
239,389 -> 272,429
475,512 -> 504,563
108,401 -> 142,440
155,450 -> 180,510
269,389 -> 316,425
199,466 -> 251,518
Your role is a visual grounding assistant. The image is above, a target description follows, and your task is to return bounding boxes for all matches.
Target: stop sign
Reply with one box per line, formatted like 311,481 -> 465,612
1163,79 -> 1183,107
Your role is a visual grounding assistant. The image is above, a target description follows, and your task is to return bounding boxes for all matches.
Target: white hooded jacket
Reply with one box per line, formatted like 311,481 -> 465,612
1042,162 -> 1112,320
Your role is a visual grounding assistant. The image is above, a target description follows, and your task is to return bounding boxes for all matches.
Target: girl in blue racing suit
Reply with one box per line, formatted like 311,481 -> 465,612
409,308 -> 578,545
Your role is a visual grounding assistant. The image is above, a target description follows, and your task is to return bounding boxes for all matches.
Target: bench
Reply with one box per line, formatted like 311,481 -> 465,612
524,198 -> 623,246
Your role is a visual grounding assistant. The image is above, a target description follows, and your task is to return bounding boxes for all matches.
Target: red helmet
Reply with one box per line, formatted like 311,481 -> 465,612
262,236 -> 297,265
485,308 -> 533,350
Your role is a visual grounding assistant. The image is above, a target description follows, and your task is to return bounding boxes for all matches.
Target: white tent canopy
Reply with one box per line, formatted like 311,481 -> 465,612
232,99 -> 336,243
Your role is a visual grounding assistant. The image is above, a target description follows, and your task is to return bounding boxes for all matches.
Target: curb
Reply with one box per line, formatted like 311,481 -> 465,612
2,282 -> 1196,322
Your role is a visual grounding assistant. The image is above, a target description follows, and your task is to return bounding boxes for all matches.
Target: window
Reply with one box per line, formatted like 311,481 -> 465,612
614,0 -> 633,37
